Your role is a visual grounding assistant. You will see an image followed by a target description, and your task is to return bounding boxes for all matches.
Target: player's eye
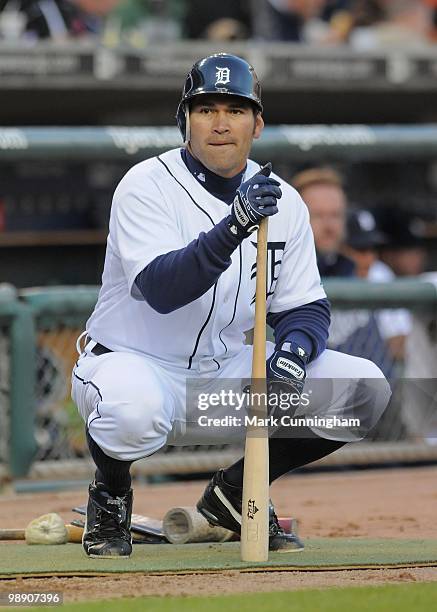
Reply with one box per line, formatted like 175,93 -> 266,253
199,107 -> 213,114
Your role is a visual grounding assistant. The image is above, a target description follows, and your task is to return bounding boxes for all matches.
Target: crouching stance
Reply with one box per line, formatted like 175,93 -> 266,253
72,54 -> 391,557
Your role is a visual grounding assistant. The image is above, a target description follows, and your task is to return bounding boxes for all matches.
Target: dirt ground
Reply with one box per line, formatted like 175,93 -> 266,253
0,466 -> 436,603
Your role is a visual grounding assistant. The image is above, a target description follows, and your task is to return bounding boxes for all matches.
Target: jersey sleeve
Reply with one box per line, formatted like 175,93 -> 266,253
110,164 -> 185,299
269,190 -> 326,313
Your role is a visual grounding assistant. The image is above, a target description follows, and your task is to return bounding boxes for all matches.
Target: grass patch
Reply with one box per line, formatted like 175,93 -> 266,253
33,582 -> 437,611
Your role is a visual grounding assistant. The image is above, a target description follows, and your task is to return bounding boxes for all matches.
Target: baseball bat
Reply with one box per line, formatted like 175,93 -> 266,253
163,507 -> 295,545
0,524 -> 83,543
241,164 -> 271,561
0,529 -> 25,540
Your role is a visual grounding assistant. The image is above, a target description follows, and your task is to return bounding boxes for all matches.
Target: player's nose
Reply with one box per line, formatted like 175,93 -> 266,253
212,111 -> 231,133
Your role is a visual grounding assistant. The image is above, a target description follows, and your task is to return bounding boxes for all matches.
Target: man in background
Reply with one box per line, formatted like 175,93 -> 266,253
292,166 -> 355,277
292,168 -> 406,379
372,205 -> 429,277
342,208 -> 386,279
343,208 -> 411,364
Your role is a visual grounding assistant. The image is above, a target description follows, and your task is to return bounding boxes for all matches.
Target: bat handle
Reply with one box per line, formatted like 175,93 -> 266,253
252,217 -> 268,380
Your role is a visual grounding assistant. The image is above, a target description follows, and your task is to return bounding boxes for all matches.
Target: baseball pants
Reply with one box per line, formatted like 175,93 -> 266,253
71,342 -> 391,461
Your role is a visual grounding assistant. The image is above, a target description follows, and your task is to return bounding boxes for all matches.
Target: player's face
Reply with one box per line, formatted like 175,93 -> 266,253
302,183 -> 347,255
187,95 -> 264,178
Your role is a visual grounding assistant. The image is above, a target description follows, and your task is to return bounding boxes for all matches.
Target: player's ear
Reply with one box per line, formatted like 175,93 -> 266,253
253,113 -> 264,140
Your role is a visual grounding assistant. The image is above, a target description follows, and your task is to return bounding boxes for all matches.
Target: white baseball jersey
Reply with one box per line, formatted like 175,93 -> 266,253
74,149 -> 390,459
86,148 -> 326,372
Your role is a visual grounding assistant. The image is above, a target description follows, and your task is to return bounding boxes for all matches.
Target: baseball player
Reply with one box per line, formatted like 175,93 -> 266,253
71,53 -> 391,558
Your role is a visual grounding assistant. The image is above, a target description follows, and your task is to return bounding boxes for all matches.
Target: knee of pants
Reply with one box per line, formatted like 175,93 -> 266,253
303,351 -> 392,442
351,362 -> 392,437
359,374 -> 392,412
88,381 -> 174,461
316,358 -> 391,442
358,358 -> 392,408
330,354 -> 392,413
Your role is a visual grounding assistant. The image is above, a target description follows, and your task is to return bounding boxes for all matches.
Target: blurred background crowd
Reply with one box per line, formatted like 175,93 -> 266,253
0,0 -> 437,47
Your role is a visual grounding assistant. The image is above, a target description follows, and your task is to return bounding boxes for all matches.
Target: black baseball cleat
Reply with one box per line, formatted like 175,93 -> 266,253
196,470 -> 304,552
82,481 -> 133,558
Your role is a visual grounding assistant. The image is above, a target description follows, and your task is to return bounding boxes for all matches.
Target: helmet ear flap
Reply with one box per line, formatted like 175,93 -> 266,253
176,101 -> 186,142
176,101 -> 191,144
184,106 -> 190,144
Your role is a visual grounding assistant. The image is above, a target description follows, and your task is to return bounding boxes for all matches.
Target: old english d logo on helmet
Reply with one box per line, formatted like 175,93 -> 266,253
176,53 -> 263,142
215,66 -> 231,86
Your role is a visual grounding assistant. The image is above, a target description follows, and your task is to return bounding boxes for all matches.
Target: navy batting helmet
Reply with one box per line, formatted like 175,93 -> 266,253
176,53 -> 263,142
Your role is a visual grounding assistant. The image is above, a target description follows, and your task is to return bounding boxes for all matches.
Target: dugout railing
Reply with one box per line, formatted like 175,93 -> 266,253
1,280 -> 437,486
2,125 -> 437,162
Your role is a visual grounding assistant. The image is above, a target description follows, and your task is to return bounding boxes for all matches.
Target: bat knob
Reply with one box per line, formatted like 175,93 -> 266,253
259,162 -> 272,177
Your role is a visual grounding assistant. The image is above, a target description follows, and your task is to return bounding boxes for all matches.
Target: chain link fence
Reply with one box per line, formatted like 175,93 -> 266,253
2,280 -> 437,483
35,327 -> 85,461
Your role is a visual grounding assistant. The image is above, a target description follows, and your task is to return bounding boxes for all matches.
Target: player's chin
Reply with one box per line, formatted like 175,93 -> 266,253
207,148 -> 239,171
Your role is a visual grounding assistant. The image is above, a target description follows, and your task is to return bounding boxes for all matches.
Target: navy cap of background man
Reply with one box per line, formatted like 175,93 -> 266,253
346,209 -> 387,251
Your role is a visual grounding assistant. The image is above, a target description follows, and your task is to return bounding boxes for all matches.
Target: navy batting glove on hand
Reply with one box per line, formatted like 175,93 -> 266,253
227,162 -> 282,238
266,341 -> 308,397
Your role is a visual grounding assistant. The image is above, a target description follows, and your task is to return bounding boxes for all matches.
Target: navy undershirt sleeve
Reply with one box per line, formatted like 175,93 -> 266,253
267,298 -> 331,362
135,217 -> 242,314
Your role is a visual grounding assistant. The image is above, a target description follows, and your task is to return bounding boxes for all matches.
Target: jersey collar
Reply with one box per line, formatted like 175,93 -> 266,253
181,148 -> 246,205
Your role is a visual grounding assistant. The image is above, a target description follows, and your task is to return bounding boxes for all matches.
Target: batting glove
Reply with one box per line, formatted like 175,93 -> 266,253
227,162 -> 282,238
266,341 -> 308,399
